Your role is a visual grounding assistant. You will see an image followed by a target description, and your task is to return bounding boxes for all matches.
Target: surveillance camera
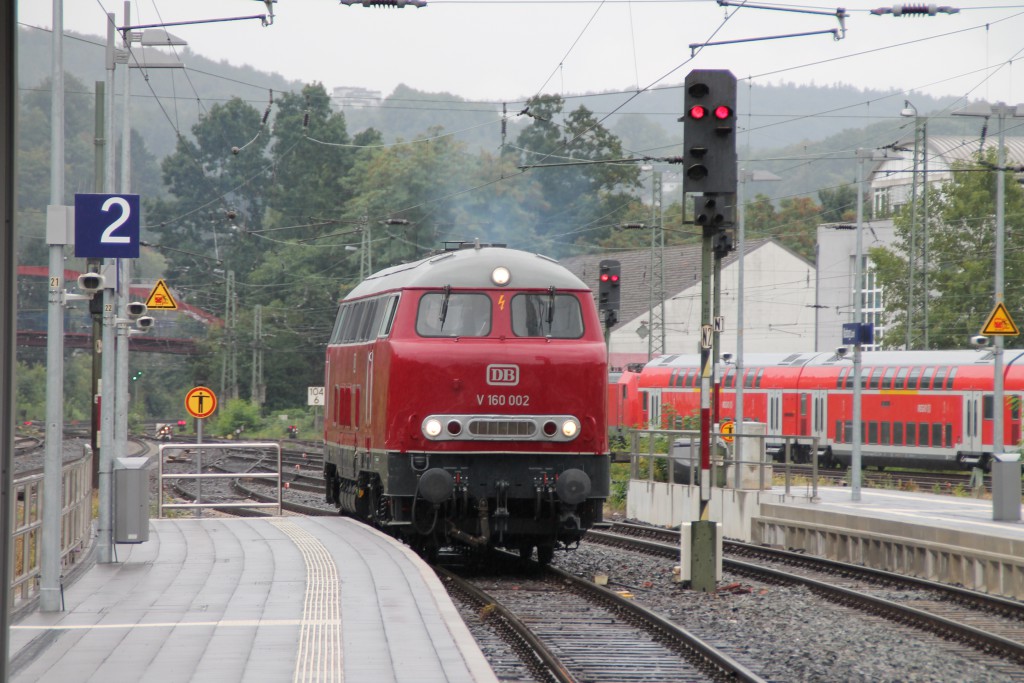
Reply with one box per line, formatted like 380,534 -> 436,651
835,345 -> 849,358
721,352 -> 733,363
77,273 -> 105,294
135,316 -> 155,331
970,335 -> 990,349
126,302 -> 148,319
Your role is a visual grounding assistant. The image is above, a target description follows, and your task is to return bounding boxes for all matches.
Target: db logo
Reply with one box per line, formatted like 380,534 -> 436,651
486,364 -> 519,386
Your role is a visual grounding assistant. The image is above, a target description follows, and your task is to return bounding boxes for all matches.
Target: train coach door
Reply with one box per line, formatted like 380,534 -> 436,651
963,391 -> 983,455
767,389 -> 784,438
809,390 -> 828,443
644,389 -> 661,430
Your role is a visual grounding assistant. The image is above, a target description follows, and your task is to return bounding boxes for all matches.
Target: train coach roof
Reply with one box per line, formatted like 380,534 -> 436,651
645,349 -> 1024,370
345,246 -> 590,299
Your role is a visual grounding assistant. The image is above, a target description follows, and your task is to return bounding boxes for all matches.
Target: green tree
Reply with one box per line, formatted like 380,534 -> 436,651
514,95 -> 640,252
871,150 -> 1024,349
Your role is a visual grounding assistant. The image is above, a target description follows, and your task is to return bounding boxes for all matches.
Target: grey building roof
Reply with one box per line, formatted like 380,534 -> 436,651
559,238 -> 783,332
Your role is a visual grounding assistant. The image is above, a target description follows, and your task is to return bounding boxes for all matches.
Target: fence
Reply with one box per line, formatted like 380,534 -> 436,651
157,442 -> 282,517
10,449 -> 94,611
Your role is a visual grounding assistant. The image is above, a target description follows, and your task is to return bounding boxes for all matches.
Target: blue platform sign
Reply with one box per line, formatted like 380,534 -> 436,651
74,193 -> 141,258
842,322 -> 874,345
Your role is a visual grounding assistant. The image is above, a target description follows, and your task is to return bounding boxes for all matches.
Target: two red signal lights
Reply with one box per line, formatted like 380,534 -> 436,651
688,104 -> 731,121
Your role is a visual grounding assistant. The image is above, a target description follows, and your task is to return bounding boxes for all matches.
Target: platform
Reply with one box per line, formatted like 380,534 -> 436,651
627,476 -> 1024,599
10,516 -> 498,683
753,486 -> 1024,600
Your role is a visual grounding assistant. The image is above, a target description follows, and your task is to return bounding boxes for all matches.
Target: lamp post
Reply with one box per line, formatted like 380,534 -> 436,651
734,168 -> 780,484
852,147 -> 897,501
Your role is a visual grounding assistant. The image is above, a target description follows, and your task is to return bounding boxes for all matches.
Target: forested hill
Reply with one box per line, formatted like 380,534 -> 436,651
19,24 -> 975,203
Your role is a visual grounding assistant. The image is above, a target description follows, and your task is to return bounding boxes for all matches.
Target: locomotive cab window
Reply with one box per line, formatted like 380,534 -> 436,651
511,293 -> 583,338
417,292 -> 492,337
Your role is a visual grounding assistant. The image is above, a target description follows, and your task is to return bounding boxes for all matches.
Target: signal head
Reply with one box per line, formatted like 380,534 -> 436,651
135,316 -> 155,331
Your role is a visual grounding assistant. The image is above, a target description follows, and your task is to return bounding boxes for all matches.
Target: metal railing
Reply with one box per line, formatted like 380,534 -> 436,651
10,449 -> 94,610
158,442 -> 283,516
628,428 -> 821,498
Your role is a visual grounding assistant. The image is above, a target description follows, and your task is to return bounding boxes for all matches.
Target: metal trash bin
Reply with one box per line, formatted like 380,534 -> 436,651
115,456 -> 150,543
992,454 -> 1022,522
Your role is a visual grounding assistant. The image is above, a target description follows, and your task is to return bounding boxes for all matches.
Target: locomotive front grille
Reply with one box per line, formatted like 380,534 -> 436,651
468,419 -> 537,437
421,414 -> 581,442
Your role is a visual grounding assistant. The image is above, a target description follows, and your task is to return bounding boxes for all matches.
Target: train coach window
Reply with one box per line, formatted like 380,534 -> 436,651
755,369 -> 764,388
983,395 -> 994,420
895,368 -> 908,389
868,422 -> 878,444
932,423 -> 944,447
893,422 -> 903,445
511,293 -> 583,338
343,301 -> 366,343
907,368 -> 921,389
944,367 -> 956,389
417,292 -> 492,337
922,367 -> 935,389
330,305 -> 349,344
869,369 -> 881,389
934,367 -> 947,389
882,368 -> 895,389
918,423 -> 930,446
905,422 -> 916,446
881,422 -> 890,444
744,371 -> 755,389
945,423 -> 953,447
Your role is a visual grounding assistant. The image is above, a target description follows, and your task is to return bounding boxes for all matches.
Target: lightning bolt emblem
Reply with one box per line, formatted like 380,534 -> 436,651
498,294 -> 506,311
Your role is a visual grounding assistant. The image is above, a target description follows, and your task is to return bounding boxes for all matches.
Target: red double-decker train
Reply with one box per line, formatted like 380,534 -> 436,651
323,242 -> 610,563
618,350 -> 1024,471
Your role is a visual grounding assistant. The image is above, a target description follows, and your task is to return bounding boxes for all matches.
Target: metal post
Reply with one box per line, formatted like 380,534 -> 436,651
115,2 -> 131,473
2,1 -> 18,672
699,224 -> 714,519
852,151 -> 866,501
98,11 -> 118,564
735,173 -> 746,487
993,109 -> 1006,460
921,120 -> 930,349
906,120 -> 918,349
42,0 -> 67,612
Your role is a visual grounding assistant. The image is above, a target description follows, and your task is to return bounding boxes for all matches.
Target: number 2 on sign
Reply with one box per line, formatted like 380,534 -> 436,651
100,197 -> 132,244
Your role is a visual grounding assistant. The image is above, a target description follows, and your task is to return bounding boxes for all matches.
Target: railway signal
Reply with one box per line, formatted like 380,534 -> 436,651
598,260 -> 621,313
682,70 -> 737,195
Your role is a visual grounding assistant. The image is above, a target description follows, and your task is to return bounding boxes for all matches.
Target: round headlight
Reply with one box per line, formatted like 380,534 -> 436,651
561,419 -> 579,439
423,418 -> 442,438
491,266 -> 511,286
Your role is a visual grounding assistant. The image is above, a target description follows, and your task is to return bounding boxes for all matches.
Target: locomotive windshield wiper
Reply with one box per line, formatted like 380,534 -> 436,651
439,285 -> 452,330
546,286 -> 556,326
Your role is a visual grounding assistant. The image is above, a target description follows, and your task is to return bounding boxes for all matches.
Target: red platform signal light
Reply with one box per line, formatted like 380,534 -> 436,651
713,105 -> 732,120
688,104 -> 707,120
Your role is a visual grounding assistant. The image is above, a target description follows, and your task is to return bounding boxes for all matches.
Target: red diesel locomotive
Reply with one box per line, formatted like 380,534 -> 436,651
634,350 -> 1024,471
323,242 -> 610,562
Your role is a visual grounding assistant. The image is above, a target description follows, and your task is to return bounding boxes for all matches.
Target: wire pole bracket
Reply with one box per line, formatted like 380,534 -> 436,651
690,1 -> 848,56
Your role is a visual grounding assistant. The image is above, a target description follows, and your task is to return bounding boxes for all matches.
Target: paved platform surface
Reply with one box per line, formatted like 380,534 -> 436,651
10,517 -> 498,683
783,485 -> 1024,544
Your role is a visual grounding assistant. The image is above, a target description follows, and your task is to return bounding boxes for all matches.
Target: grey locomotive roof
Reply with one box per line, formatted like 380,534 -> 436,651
345,246 -> 590,300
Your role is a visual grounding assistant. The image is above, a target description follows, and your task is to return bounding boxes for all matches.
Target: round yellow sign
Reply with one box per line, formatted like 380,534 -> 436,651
185,386 -> 217,419
720,420 -> 735,443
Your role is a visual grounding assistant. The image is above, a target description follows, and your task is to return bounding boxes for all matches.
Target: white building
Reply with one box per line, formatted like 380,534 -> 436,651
815,220 -> 895,353
331,86 -> 382,111
561,239 -> 817,361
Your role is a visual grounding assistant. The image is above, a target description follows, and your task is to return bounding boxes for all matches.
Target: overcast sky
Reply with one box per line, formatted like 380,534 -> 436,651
17,0 -> 1024,109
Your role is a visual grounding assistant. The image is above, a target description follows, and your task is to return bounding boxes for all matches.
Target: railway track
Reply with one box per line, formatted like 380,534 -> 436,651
593,522 -> 1024,677
439,555 -> 766,683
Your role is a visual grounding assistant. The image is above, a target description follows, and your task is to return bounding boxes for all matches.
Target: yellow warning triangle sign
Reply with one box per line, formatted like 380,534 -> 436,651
145,279 -> 178,311
981,302 -> 1019,336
